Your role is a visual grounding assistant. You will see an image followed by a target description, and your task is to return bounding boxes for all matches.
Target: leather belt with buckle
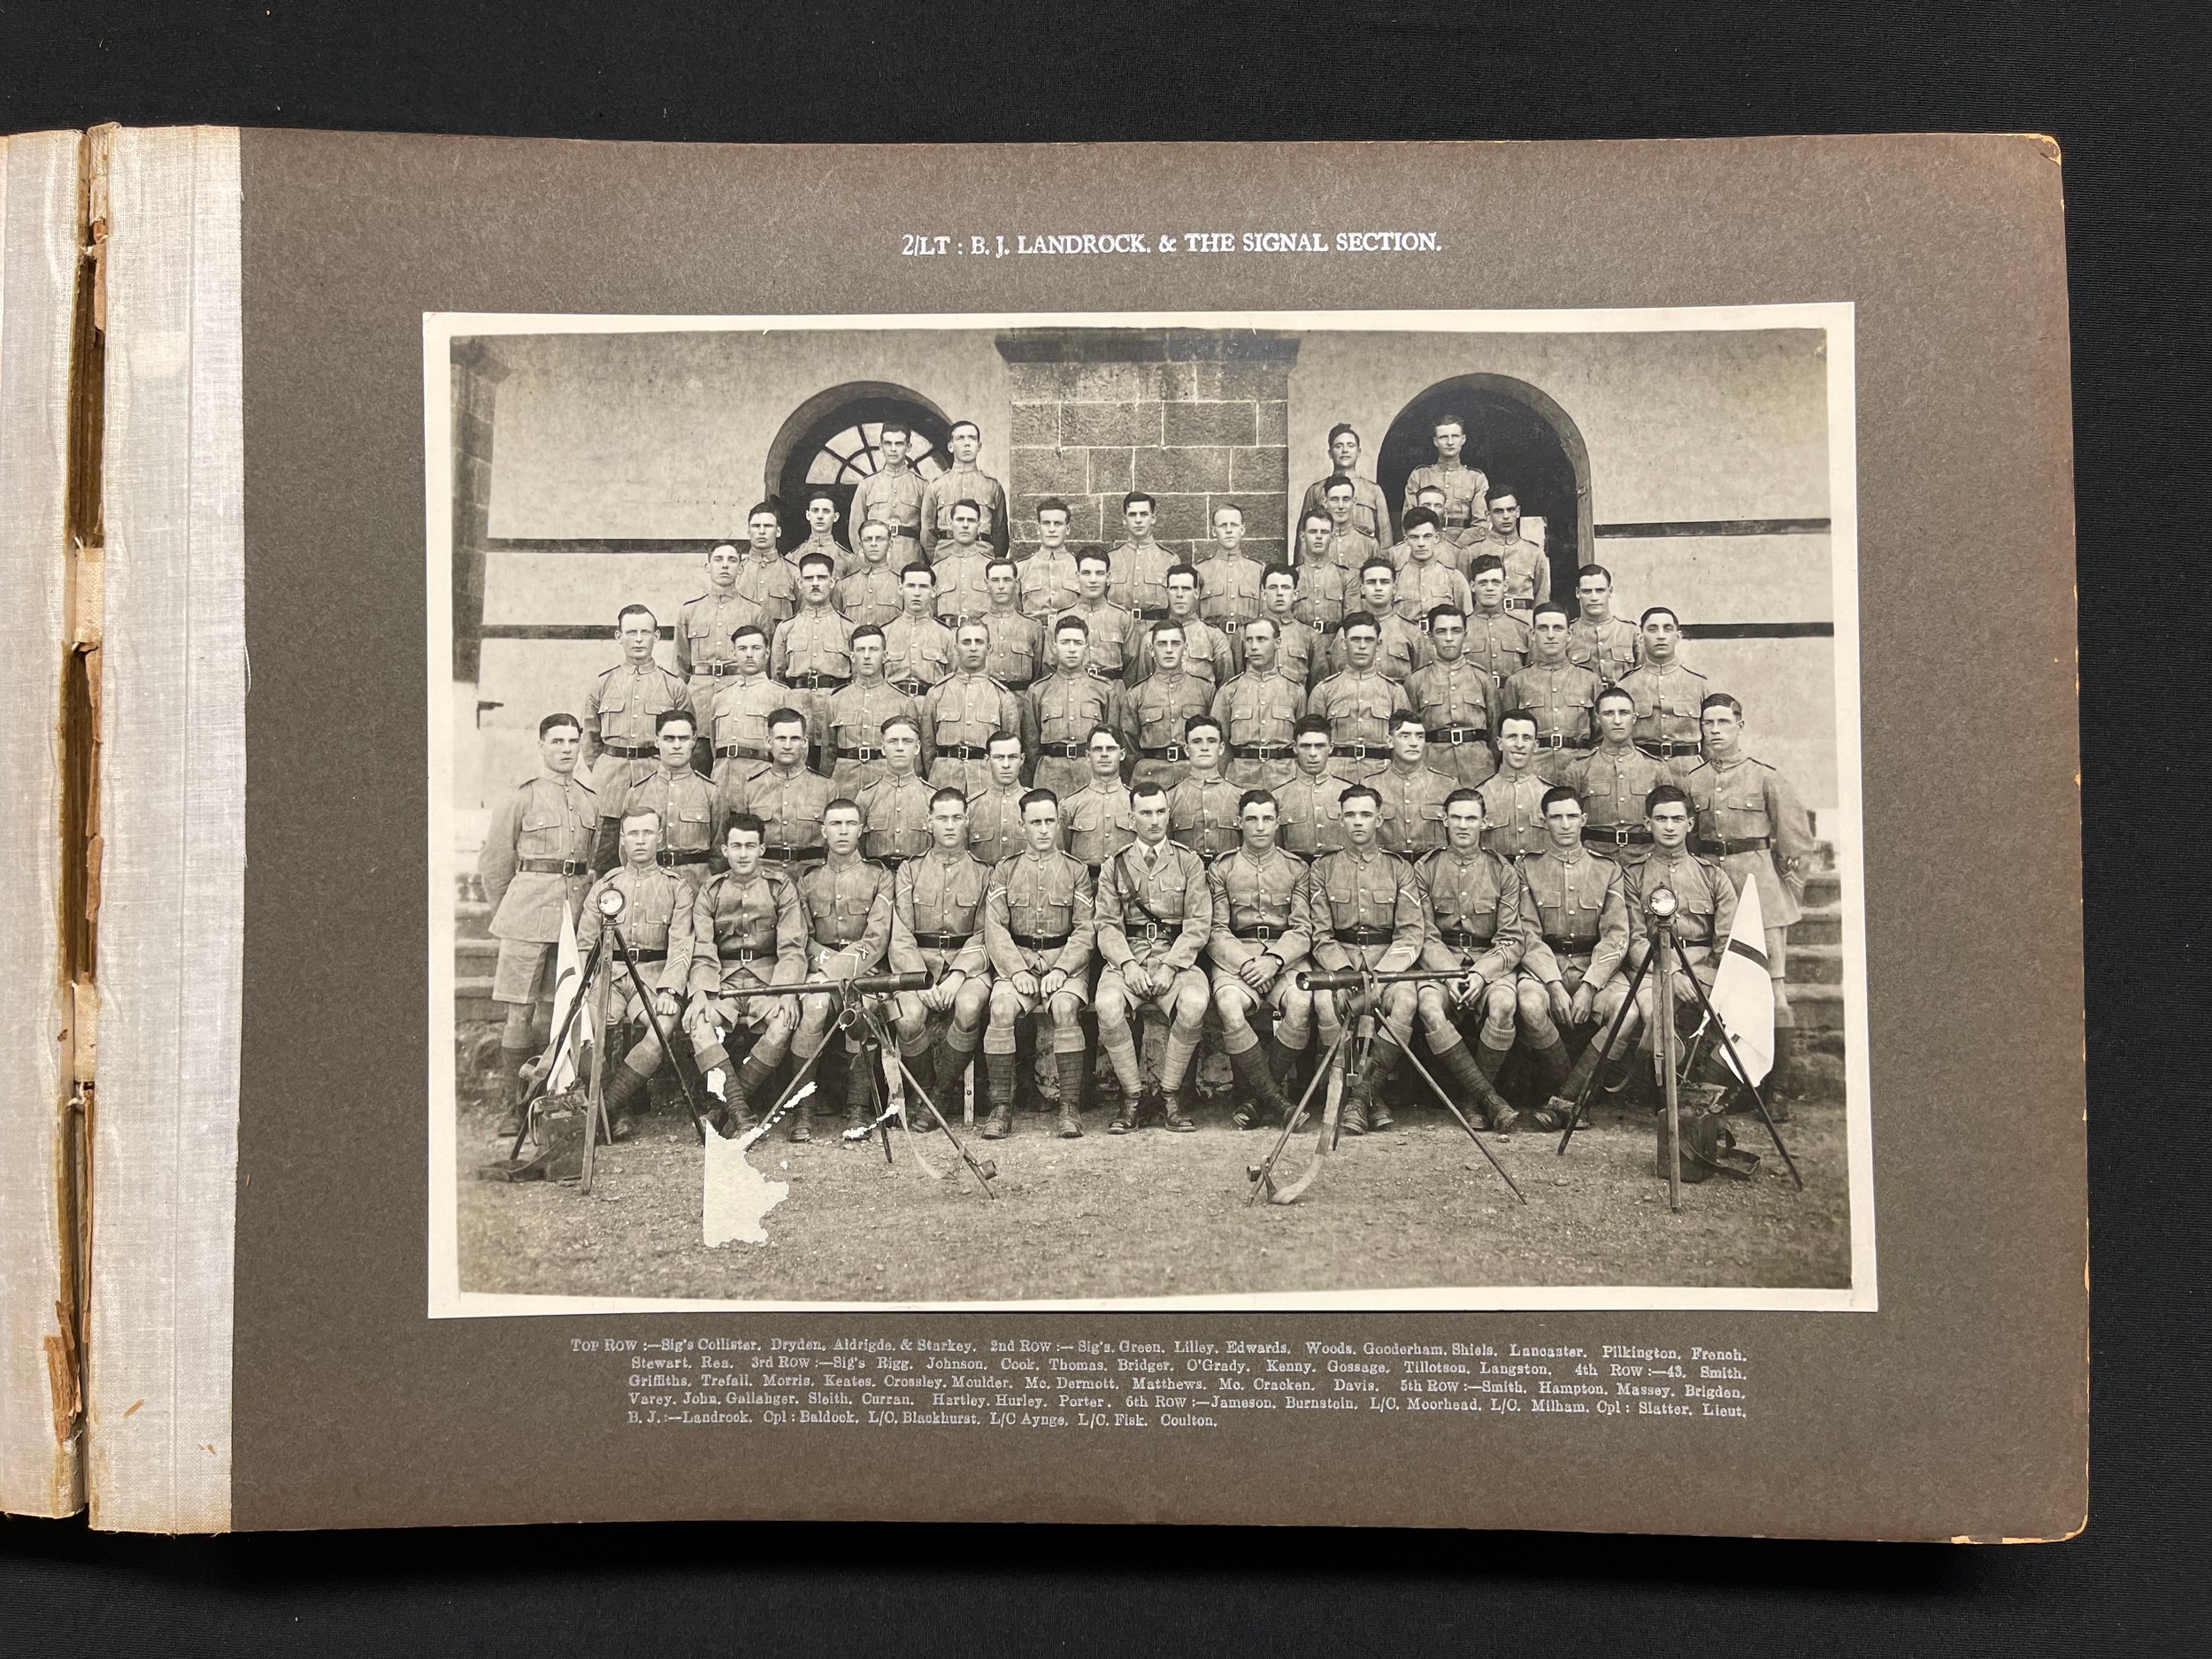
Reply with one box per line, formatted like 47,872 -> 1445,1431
890,679 -> 929,695
695,663 -> 744,677
1138,744 -> 1187,762
518,857 -> 591,876
618,946 -> 668,964
1425,726 -> 1488,745
1232,924 -> 1286,942
760,846 -> 822,863
602,741 -> 656,758
1586,826 -> 1655,846
834,745 -> 880,761
655,849 -> 710,867
1540,733 -> 1593,749
1334,925 -> 1395,946
1541,935 -> 1593,955
1437,928 -> 1491,949
1010,932 -> 1071,951
941,743 -> 995,760
910,931 -> 974,949
1698,835 -> 1774,856
1229,742 -> 1290,760
793,671 -> 849,689
714,743 -> 769,761
1041,741 -> 1089,758
1088,666 -> 1125,682
1333,742 -> 1387,760
1635,738 -> 1697,760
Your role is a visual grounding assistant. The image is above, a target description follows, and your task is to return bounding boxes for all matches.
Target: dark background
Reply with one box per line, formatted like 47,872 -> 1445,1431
2,0 -> 2202,1652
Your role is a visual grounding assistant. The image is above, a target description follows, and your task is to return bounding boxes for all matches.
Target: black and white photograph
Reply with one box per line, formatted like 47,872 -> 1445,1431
426,308 -> 1871,1313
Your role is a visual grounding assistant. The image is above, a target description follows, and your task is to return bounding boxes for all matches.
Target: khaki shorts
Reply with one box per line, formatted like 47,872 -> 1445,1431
490,938 -> 555,1004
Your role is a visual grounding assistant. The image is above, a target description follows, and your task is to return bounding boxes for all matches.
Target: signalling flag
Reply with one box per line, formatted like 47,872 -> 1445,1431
1705,874 -> 1775,1086
541,899 -> 591,1093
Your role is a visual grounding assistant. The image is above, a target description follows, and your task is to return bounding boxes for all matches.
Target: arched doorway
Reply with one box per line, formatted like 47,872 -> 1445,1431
1377,375 -> 1592,612
764,383 -> 955,549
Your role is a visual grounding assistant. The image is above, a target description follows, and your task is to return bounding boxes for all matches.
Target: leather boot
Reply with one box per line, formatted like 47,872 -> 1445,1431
1338,1068 -> 1370,1137
1110,1074 -> 1150,1135
1228,1043 -> 1286,1130
1473,1041 -> 1519,1133
1763,1029 -> 1794,1123
933,1043 -> 974,1124
790,1088 -> 815,1144
495,1045 -> 534,1138
1270,1041 -> 1305,1114
1524,1039 -> 1575,1131
603,1065 -> 649,1143
1363,1046 -> 1399,1133
983,1051 -> 1018,1139
1161,1081 -> 1195,1133
845,1048 -> 883,1141
707,1052 -> 768,1139
1054,1050 -> 1086,1138
1438,1040 -> 1519,1135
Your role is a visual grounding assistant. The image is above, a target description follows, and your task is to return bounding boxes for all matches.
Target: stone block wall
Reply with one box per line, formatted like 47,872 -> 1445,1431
450,339 -> 508,681
997,329 -> 1297,565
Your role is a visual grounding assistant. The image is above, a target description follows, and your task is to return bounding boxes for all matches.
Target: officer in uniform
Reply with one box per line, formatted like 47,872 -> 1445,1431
1371,712 -> 1455,859
476,711 -> 596,1131
1212,616 -> 1304,791
856,716 -> 935,871
1514,787 -> 1632,1128
789,489 -> 851,581
1390,508 -> 1473,622
675,546 -> 765,758
1058,551 -> 1140,683
1326,561 -> 1427,684
847,420 -> 926,566
1028,617 -> 1123,803
1167,716 -> 1243,861
577,807 -> 700,1142
1483,490 -> 1550,616
1500,603 -> 1602,784
837,520 -> 906,630
1617,606 -> 1708,765
1094,781 -> 1215,1133
1276,715 -> 1355,857
1413,789 -> 1526,1132
1194,503 -> 1267,660
785,800 -> 894,1143
1298,424 -> 1393,549
979,557 -> 1044,694
1256,564 -> 1325,691
1566,686 -> 1674,866
1566,564 -> 1642,684
618,710 -> 718,893
1403,413 -> 1489,543
684,811 -> 807,1136
1318,478 -> 1382,574
1106,490 -> 1175,622
824,626 -> 925,799
964,730 -> 1033,868
733,708 -> 833,867
1290,511 -> 1353,637
1301,785 -> 1424,1135
1133,565 -> 1236,690
1127,621 -> 1216,792
1018,497 -> 1085,618
705,625 -> 790,813
931,500 -> 996,626
581,604 -> 694,872
1310,612 -> 1410,782
772,549 -> 854,769
887,787 -> 997,1135
1063,726 -> 1137,875
1407,606 -> 1499,790
737,503 -> 800,630
1207,789 -> 1312,1129
1478,710 -> 1555,861
926,620 -> 1026,796
982,789 -> 1098,1139
1462,556 -> 1532,690
919,419 -> 1008,560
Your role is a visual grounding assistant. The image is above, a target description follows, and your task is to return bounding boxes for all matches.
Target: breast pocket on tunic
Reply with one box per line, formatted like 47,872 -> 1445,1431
915,640 -> 951,679
518,804 -> 564,854
676,800 -> 714,845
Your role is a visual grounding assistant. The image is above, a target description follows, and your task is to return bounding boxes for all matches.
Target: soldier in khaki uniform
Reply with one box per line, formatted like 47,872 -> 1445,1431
1371,712 -> 1455,859
1126,622 -> 1215,793
1500,603 -> 1603,784
1106,490 -> 1176,622
1290,511 -> 1354,638
1310,612 -> 1409,781
1207,789 -> 1312,1129
883,564 -> 956,698
1483,490 -> 1549,616
1617,606 -> 1708,765
1133,565 -> 1236,689
733,709 -> 833,868
477,711 -> 596,1129
1166,716 -> 1242,861
577,807 -> 700,1142
846,420 -> 926,566
1298,424 -> 1393,549
887,788 -> 997,1134
824,626 -> 924,798
982,790 -> 1098,1139
1514,787 -> 1633,1127
737,503 -> 800,630
1390,508 -> 1473,622
1478,711 -> 1555,860
964,730 -> 1033,869
1403,414 -> 1489,543
837,520 -> 905,630
1407,606 -> 1499,790
705,626 -> 790,814
1390,483 -> 1479,571
788,489 -> 851,582
1276,714 -> 1355,858
1413,789 -> 1527,1131
772,551 -> 854,768
1194,503 -> 1267,660
1094,782 -> 1215,1133
1327,561 -> 1428,684
919,420 -> 1007,561
979,557 -> 1044,693
1566,687 -> 1674,865
1062,726 -> 1137,875
1462,557 -> 1532,690
1255,565 -> 1324,690
1318,477 -> 1382,574
1018,497 -> 1085,619
1212,616 -> 1304,791
1028,617 -> 1124,803
931,500 -> 996,626
1058,551 -> 1140,683
581,604 -> 694,871
1301,786 -> 1425,1134
787,800 -> 895,1142
1566,564 -> 1642,685
675,545 -> 766,732
926,620 -> 1026,796
617,710 -> 718,892
856,716 -> 935,872
685,812 -> 807,1135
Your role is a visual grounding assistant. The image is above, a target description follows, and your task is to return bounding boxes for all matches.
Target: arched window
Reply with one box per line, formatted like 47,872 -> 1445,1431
766,387 -> 954,549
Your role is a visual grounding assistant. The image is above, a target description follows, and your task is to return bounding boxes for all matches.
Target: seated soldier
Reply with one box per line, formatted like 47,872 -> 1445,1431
887,788 -> 996,1137
1093,781 -> 1214,1133
576,807 -> 700,1142
1300,785 -> 1425,1135
683,813 -> 808,1135
1412,790 -> 1526,1133
1207,790 -> 1313,1129
787,800 -> 895,1143
1513,787 -> 1632,1130
982,790 -> 1097,1139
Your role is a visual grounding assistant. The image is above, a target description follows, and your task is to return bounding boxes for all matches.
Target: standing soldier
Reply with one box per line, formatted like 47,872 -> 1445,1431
1106,491 -> 1175,623
979,557 -> 1045,694
965,730 -> 1033,868
1212,615 -> 1305,791
675,544 -> 765,738
1513,787 -> 1632,1127
1478,710 -> 1555,861
1126,621 -> 1215,792
1257,563 -> 1325,691
931,500 -> 996,626
1483,489 -> 1549,616
1390,483 -> 1475,570
1500,603 -> 1602,783
1063,726 -> 1137,875
1133,565 -> 1236,690
476,711 -> 596,1132
837,519 -> 906,629
847,419 -> 926,566
772,550 -> 854,768
883,563 -> 956,699
1371,712 -> 1454,859
1289,511 -> 1355,640
887,788 -> 996,1135
576,807 -> 699,1143
981,790 -> 1097,1138
1617,606 -> 1708,765
618,710 -> 718,892
581,603 -> 693,871
733,708 -> 833,868
788,488 -> 851,581
1298,424 -> 1393,549
1167,716 -> 1242,861
1029,617 -> 1124,803
1194,503 -> 1267,661
705,625 -> 789,802
926,620 -> 1025,796
1310,612 -> 1410,782
1390,507 -> 1473,621
737,503 -> 800,629
856,716 -> 935,872
1463,556 -> 1532,690
1208,790 -> 1313,1129
1412,790 -> 1526,1132
824,626 -> 923,799
1093,782 -> 1215,1133
1566,686 -> 1672,866
1327,560 -> 1428,683
1408,606 -> 1499,790
1403,413 -> 1489,545
1019,498 -> 1086,618
1318,477 -> 1382,573
1300,785 -> 1425,1135
920,419 -> 1007,560
1277,715 -> 1355,858
1566,564 -> 1643,684
1678,693 -> 1816,1087
684,812 -> 807,1136
1058,550 -> 1141,684
787,801 -> 895,1143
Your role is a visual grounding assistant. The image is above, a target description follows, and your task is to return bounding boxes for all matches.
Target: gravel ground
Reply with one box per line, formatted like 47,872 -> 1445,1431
456,1083 -> 1850,1302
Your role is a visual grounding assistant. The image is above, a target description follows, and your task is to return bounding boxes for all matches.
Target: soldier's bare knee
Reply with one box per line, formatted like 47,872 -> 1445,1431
1048,992 -> 1084,1026
1173,980 -> 1210,1025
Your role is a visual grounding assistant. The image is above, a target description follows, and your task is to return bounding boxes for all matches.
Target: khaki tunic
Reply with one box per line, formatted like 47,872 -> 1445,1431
1476,767 -> 1553,862
1302,849 -> 1423,973
577,863 -> 697,1019
1107,540 -> 1176,619
1326,612 -> 1429,685
856,772 -> 937,867
734,764 -> 835,867
787,532 -> 851,582
1133,615 -> 1236,692
798,856 -> 894,979
1371,763 -> 1455,859
1275,768 -> 1355,858
1492,535 -> 1549,612
920,464 -> 1008,558
1261,615 -> 1325,691
479,770 -> 597,944
1054,600 -> 1139,681
964,780 -> 1034,870
836,562 -> 905,629
933,547 -> 996,626
1300,472 -> 1392,544
1191,552 -> 1266,655
580,659 -> 694,815
706,673 -> 794,787
1393,557 -> 1472,625
734,550 -> 799,629
1517,849 -> 1631,993
1018,549 -> 1084,618
889,849 -> 994,979
1403,460 -> 1490,534
984,850 -> 1097,987
1095,839 -> 1213,975
1566,614 -> 1643,686
1622,846 -> 1739,979
980,607 -> 1046,691
1126,670 -> 1216,792
1027,670 -> 1125,803
1416,847 -> 1525,986
925,672 -> 1027,796
1406,657 -> 1499,789
1501,659 -> 1604,784
619,766 -> 720,891
849,460 -> 926,556
1461,610 -> 1532,691
1677,754 -> 1815,929
1617,659 -> 1709,764
687,866 -> 809,1001
1563,743 -> 1677,864
823,678 -> 924,797
1063,780 -> 1137,872
675,588 -> 768,701
1210,671 -> 1305,790
1309,669 -> 1410,780
1207,849 -> 1312,980
772,606 -> 856,757
883,612 -> 956,696
1167,772 -> 1244,862
1290,559 -> 1353,637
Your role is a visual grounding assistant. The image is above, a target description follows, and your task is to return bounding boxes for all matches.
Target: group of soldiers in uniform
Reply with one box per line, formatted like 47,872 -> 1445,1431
475,413 -> 1816,1148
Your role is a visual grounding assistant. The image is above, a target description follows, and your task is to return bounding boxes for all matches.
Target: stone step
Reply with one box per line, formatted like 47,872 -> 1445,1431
458,937 -> 500,970
1802,872 -> 1839,908
458,978 -> 498,1025
458,901 -> 493,941
1793,908 -> 1840,948
1786,942 -> 1842,985
1786,983 -> 1843,1031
